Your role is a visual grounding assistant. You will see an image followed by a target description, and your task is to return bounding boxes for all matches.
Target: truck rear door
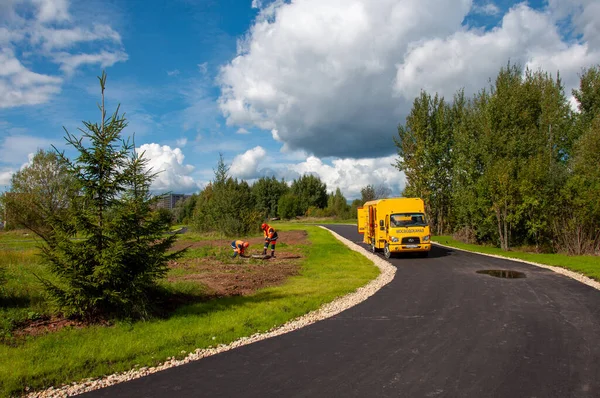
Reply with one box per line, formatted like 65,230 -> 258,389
357,207 -> 366,234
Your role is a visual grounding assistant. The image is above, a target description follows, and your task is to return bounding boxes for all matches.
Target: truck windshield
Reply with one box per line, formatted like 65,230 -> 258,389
390,213 -> 427,227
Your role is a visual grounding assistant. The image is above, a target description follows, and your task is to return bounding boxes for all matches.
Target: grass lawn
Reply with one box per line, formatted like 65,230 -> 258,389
0,224 -> 379,397
433,235 -> 600,281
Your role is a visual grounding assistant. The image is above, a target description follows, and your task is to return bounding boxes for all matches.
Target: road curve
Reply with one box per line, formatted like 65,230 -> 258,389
83,224 -> 600,398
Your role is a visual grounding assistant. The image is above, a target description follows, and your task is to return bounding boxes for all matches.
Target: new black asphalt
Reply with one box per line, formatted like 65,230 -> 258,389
83,225 -> 600,397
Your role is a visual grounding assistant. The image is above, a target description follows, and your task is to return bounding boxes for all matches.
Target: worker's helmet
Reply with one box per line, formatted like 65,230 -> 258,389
261,223 -> 267,230
243,242 -> 249,248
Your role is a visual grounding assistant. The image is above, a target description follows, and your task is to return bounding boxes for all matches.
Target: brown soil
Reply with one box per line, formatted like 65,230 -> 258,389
11,230 -> 309,338
169,230 -> 308,297
12,317 -> 106,339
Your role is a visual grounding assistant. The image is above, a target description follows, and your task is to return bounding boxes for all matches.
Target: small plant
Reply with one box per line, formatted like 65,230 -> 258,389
27,311 -> 42,321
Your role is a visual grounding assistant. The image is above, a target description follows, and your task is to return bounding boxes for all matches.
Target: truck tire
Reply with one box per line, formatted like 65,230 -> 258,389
384,243 -> 392,259
371,239 -> 377,253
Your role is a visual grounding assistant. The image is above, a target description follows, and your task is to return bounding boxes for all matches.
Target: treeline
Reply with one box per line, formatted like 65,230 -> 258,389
1,151 -> 390,239
172,155 -> 392,236
396,63 -> 600,255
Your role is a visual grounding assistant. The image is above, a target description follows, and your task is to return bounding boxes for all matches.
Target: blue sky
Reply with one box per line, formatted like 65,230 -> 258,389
1,0 -> 599,199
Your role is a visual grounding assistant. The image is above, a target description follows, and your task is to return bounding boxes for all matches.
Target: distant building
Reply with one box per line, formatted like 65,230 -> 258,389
155,194 -> 190,210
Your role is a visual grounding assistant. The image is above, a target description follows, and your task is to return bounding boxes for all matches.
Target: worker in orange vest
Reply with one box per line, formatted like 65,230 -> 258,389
231,240 -> 250,258
261,223 -> 278,258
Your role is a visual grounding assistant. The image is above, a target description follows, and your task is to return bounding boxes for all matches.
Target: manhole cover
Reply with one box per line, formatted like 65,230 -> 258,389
476,270 -> 526,279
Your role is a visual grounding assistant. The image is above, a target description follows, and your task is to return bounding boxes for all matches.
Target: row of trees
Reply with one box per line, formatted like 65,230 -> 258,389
2,149 -> 395,239
171,154 -> 392,236
396,63 -> 600,255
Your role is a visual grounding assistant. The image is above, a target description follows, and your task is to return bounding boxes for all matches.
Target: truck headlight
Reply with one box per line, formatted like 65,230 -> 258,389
423,235 -> 430,242
391,237 -> 399,242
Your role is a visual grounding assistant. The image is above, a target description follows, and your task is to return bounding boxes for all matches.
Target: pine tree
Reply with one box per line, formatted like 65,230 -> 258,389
39,72 -> 184,320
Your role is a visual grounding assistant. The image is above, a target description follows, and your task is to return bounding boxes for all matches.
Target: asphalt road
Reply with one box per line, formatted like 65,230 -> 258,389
84,224 -> 600,398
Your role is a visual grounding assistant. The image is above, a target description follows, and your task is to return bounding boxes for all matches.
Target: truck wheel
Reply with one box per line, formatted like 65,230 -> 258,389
371,239 -> 377,253
384,243 -> 392,259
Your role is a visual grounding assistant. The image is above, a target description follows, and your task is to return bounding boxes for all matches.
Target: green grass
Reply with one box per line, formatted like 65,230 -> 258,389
0,224 -> 379,397
433,235 -> 600,281
0,230 -> 42,251
0,246 -> 56,341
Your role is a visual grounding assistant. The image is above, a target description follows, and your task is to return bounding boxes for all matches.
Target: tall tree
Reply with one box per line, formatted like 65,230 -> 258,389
278,193 -> 301,219
39,72 -> 184,320
572,65 -> 600,130
398,62 -> 578,251
1,149 -> 78,235
173,193 -> 198,223
192,155 -> 261,235
360,184 -> 391,203
395,91 -> 454,234
555,66 -> 600,254
290,174 -> 328,215
360,185 -> 376,203
326,187 -> 349,218
251,176 -> 289,218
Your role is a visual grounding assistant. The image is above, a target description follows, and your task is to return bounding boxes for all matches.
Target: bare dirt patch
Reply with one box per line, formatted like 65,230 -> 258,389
12,317 -> 86,338
169,230 -> 308,297
172,230 -> 309,251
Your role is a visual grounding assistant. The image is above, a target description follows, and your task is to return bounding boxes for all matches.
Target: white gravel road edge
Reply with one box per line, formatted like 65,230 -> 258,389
26,227 -> 395,398
433,240 -> 600,291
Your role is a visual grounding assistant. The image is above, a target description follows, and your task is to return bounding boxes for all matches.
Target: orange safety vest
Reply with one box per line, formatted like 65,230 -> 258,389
233,240 -> 247,253
263,225 -> 277,241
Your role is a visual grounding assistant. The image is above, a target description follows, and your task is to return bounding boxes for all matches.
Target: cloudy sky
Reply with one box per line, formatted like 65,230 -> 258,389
1,0 -> 599,199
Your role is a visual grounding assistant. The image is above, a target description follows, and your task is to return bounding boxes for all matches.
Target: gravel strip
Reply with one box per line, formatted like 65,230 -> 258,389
433,241 -> 600,291
26,227 -> 395,398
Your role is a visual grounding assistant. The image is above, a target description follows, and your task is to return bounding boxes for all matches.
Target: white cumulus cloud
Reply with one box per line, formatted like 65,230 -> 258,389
471,1 -> 500,16
219,0 -> 600,159
230,146 -> 267,179
138,143 -> 200,194
548,0 -> 600,48
0,48 -> 62,108
0,133 -> 58,165
394,4 -> 600,102
33,0 -> 70,22
225,148 -> 404,199
0,169 -> 15,187
0,0 -> 127,108
54,50 -> 129,75
289,155 -> 404,199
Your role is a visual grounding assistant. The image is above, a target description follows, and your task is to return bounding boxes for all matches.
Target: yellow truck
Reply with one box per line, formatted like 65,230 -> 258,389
357,197 -> 431,258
